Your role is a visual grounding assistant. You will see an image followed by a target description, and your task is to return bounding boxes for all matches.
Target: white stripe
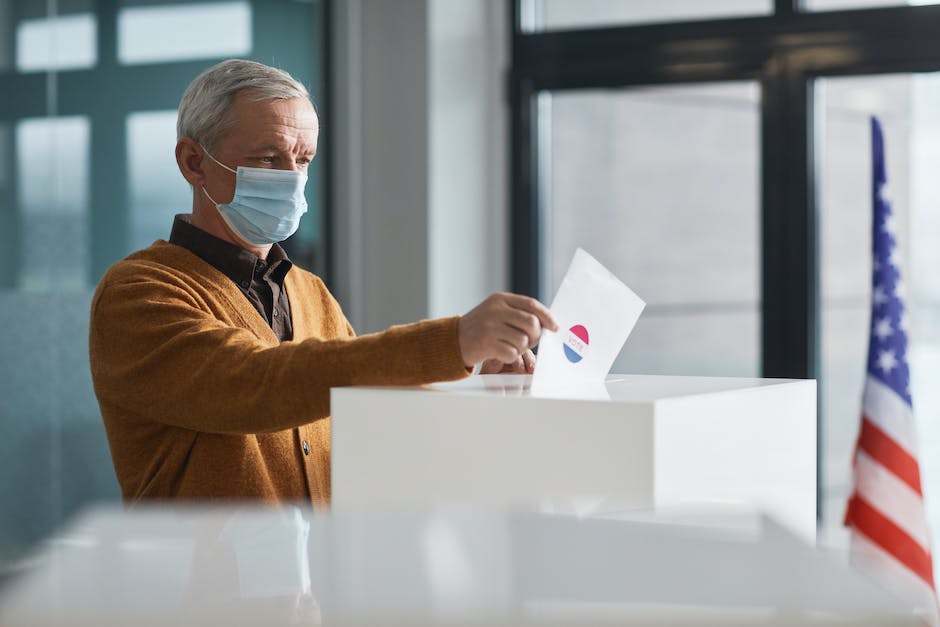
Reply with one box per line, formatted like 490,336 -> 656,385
854,449 -> 931,551
863,375 -> 918,455
850,531 -> 940,626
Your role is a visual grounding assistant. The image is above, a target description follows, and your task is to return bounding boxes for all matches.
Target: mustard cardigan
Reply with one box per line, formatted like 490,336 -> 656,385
89,240 -> 470,505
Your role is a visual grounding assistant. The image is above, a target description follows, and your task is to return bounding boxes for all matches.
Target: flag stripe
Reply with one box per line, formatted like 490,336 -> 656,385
858,416 -> 924,495
854,449 -> 931,552
863,375 -> 917,455
851,531 -> 940,626
846,494 -> 935,587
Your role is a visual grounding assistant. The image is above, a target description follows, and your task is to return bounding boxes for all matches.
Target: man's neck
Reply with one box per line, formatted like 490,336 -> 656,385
188,209 -> 272,260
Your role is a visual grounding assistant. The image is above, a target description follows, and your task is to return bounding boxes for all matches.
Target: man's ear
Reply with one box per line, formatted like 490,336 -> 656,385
176,137 -> 206,188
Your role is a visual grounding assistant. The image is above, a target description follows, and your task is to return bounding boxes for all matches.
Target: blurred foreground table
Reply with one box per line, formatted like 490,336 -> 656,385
0,504 -> 920,626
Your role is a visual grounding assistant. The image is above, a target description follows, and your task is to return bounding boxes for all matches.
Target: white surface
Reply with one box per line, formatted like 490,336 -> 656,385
331,374 -> 817,540
0,505 -> 920,626
330,0 -> 509,332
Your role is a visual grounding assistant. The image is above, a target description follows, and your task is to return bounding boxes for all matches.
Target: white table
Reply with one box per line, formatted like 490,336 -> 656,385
0,504 -> 917,626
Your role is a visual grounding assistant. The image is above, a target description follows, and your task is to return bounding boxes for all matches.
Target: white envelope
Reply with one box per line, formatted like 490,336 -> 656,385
531,248 -> 645,397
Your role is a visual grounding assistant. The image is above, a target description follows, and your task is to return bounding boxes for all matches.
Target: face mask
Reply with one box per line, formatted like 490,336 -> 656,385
201,147 -> 308,246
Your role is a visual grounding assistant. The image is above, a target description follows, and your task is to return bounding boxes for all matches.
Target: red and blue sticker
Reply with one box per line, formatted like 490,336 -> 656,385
563,324 -> 589,363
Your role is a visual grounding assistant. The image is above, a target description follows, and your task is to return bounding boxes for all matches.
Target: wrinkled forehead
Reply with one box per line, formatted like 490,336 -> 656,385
225,93 -> 319,144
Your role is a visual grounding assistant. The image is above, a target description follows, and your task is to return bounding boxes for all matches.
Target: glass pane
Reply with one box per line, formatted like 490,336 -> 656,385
541,82 -> 761,376
118,1 -> 252,65
804,0 -> 938,11
15,116 -> 90,289
16,13 -> 96,72
816,74 -> 940,584
522,0 -> 772,32
127,111 -> 192,250
0,0 -> 324,577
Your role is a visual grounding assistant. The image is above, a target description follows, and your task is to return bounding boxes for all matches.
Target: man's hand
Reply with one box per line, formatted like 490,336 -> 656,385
480,349 -> 536,374
457,293 -> 559,369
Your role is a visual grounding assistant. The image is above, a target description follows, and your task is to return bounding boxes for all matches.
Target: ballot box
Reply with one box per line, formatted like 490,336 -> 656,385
331,374 -> 817,540
0,504 -> 920,626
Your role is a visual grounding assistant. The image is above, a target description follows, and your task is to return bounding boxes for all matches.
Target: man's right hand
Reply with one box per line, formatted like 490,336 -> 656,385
456,293 -> 559,368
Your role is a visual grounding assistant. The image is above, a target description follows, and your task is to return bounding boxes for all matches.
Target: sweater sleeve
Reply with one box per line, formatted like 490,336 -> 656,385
89,264 -> 470,435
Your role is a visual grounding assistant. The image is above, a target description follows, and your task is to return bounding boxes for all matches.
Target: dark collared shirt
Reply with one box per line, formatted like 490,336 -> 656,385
169,215 -> 294,341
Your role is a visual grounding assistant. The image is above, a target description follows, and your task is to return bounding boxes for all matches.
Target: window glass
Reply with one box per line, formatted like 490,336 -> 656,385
521,0 -> 772,32
541,82 -> 761,376
118,1 -> 251,65
16,13 -> 96,72
816,74 -> 940,587
15,116 -> 90,289
127,111 -> 192,250
804,0 -> 939,11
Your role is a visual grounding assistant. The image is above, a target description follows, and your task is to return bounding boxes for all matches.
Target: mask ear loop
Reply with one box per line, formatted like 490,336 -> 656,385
198,144 -> 237,207
199,143 -> 238,174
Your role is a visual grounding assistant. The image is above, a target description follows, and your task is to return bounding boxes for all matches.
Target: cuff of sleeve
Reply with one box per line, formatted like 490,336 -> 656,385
389,316 -> 473,382
402,316 -> 472,381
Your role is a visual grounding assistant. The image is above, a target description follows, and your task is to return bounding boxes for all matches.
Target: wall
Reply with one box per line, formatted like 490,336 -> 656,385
331,0 -> 509,333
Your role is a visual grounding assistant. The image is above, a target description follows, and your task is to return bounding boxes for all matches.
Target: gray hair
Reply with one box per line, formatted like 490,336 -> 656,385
177,59 -> 310,151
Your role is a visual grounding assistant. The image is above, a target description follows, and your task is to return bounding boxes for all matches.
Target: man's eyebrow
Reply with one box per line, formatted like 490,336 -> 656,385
248,144 -> 316,155
248,144 -> 284,153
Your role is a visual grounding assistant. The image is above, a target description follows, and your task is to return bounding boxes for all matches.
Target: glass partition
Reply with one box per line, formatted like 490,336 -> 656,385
0,0 -> 324,582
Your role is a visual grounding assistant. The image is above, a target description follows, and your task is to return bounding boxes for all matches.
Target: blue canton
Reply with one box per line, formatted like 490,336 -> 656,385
867,117 -> 912,407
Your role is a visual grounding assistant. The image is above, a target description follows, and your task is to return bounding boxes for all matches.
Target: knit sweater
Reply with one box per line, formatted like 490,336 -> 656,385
89,240 -> 471,505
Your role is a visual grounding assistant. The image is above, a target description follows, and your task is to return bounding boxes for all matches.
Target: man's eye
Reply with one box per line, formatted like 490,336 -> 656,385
259,156 -> 276,164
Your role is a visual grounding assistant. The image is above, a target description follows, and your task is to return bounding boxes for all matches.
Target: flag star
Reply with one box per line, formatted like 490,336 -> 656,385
873,285 -> 889,305
894,278 -> 906,299
882,214 -> 899,236
873,317 -> 893,341
889,247 -> 902,269
873,259 -> 881,272
877,350 -> 898,375
900,311 -> 911,333
879,184 -> 893,205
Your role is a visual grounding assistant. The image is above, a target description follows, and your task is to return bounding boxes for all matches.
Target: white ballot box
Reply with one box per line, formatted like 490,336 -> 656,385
331,374 -> 817,540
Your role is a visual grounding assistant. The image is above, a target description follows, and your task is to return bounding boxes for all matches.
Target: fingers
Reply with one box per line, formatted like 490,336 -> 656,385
521,349 -> 536,373
503,293 -> 559,333
457,292 -> 558,368
479,358 -> 503,375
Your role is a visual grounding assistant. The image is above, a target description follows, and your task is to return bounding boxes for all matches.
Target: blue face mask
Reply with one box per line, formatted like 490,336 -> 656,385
201,147 -> 308,246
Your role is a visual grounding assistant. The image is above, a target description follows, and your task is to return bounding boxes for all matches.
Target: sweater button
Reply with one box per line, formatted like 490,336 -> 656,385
302,440 -> 310,456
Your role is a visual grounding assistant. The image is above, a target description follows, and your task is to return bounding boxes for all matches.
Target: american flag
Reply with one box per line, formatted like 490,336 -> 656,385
844,116 -> 938,624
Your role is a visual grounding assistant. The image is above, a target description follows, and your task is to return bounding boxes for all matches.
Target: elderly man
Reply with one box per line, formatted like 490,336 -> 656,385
89,59 -> 557,505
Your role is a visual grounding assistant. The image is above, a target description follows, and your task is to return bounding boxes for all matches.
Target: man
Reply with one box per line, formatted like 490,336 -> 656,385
89,59 -> 557,505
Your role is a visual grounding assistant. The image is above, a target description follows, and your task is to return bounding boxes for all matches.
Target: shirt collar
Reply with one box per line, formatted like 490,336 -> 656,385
168,214 -> 292,288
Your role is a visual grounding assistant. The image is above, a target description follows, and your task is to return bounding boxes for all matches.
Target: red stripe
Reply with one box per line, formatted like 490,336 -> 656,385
845,494 -> 936,588
858,416 -> 923,495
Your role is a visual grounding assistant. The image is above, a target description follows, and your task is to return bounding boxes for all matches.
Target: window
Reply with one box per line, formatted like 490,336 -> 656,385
520,0 -> 772,32
16,13 -> 96,72
540,83 -> 760,376
118,2 -> 251,65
